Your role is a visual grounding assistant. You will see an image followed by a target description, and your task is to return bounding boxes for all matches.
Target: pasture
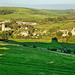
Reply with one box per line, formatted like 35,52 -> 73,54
0,41 -> 75,75
3,39 -> 75,52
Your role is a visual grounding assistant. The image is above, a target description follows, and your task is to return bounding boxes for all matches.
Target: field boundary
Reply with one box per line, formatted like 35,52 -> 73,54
1,40 -> 75,55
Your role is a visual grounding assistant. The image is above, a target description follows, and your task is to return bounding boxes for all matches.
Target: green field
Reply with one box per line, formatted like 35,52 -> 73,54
0,7 -> 75,43
0,7 -> 75,75
0,7 -> 61,21
0,7 -> 75,21
3,39 -> 75,52
0,41 -> 75,75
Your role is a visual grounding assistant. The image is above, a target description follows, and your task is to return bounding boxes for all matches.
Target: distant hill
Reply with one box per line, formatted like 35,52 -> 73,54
0,7 -> 63,21
45,9 -> 75,14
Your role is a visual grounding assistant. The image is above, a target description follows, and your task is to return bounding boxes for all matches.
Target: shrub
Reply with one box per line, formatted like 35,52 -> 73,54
52,37 -> 58,42
33,45 -> 37,48
47,47 -> 50,50
61,50 -> 63,52
73,51 -> 75,54
0,39 -> 7,41
23,44 -> 28,47
8,41 -> 10,43
64,50 -> 67,53
67,49 -> 71,54
51,48 -> 57,51
56,31 -> 63,37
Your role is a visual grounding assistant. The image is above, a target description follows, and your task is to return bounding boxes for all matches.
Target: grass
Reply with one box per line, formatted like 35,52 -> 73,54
0,47 -> 8,50
33,20 -> 75,31
0,7 -> 61,21
33,23 -> 63,31
0,7 -> 75,74
14,39 -> 75,50
0,42 -> 75,75
1,7 -> 74,21
3,39 -> 75,52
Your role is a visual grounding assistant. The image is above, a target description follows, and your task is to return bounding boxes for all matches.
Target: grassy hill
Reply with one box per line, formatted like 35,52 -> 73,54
0,7 -> 61,21
2,39 -> 75,52
0,7 -> 75,75
0,7 -> 75,42
45,9 -> 75,14
0,41 -> 75,75
1,7 -> 75,21
0,7 -> 75,29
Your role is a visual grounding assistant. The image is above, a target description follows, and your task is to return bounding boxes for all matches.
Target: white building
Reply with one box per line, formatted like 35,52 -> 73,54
58,30 -> 69,37
71,28 -> 75,35
21,31 -> 29,36
16,21 -> 22,25
30,23 -> 37,25
16,21 -> 37,25
2,24 -> 5,31
33,33 -> 37,36
2,23 -> 11,31
25,27 -> 28,30
43,30 -> 47,34
5,27 -> 11,31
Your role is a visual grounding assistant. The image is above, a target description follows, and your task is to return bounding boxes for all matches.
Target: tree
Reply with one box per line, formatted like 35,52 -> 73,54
1,31 -> 9,39
68,32 -> 72,37
56,31 -> 63,37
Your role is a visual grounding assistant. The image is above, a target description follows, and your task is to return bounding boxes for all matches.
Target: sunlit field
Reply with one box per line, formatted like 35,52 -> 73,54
0,41 -> 75,75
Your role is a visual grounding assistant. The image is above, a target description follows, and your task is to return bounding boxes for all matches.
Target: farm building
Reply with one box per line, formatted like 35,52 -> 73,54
16,21 -> 37,25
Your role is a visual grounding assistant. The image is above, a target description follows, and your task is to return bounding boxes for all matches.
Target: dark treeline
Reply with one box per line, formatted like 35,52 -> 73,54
0,9 -> 15,15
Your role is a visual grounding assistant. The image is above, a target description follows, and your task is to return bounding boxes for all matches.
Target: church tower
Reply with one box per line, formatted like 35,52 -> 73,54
2,23 -> 5,31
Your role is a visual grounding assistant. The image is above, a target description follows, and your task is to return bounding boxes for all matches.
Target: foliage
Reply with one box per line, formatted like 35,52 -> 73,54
68,32 -> 72,37
0,9 -> 15,15
0,43 -> 75,75
0,31 -> 9,39
56,31 -> 63,37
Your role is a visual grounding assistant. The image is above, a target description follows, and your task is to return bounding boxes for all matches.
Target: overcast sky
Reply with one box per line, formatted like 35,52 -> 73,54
0,0 -> 75,6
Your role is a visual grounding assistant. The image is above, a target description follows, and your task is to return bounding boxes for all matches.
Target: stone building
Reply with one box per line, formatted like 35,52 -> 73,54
71,28 -> 75,35
58,30 -> 69,37
2,24 -> 5,31
2,23 -> 11,31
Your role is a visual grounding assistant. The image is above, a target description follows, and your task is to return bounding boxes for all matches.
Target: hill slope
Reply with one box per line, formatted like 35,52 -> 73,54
0,7 -> 60,21
0,42 -> 75,75
1,7 -> 75,21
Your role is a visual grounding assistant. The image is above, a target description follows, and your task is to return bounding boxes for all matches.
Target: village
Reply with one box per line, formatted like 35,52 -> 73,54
0,20 -> 75,40
0,5 -> 75,75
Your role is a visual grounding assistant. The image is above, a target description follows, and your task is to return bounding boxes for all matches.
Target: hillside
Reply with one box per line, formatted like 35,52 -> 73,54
0,7 -> 75,21
0,41 -> 75,75
45,9 -> 75,14
0,7 -> 61,22
0,7 -> 75,42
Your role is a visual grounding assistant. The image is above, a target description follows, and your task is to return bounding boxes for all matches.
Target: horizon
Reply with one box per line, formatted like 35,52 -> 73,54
0,0 -> 75,10
0,4 -> 75,10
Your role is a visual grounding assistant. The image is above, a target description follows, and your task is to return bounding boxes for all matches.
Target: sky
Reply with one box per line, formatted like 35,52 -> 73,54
0,0 -> 75,9
0,0 -> 75,6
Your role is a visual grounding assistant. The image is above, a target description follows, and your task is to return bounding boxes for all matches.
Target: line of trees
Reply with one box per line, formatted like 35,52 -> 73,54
0,9 -> 15,15
0,31 -> 13,40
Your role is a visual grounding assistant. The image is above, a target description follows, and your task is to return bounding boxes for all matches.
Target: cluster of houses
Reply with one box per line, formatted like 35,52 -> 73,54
21,31 -> 29,36
58,28 -> 75,37
0,20 -> 75,38
18,26 -> 48,37
0,20 -> 37,32
16,27 -> 75,37
0,20 -> 11,31
1,23 -> 11,31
